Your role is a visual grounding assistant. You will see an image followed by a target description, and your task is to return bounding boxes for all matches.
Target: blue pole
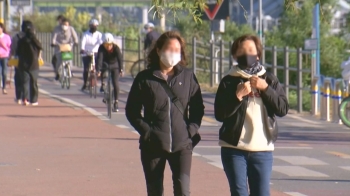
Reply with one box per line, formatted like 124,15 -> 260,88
315,3 -> 321,111
316,3 -> 320,76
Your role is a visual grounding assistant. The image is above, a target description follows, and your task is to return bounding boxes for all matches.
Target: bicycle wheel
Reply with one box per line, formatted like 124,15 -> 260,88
130,59 -> 147,79
89,73 -> 93,98
61,77 -> 66,89
94,75 -> 97,99
66,77 -> 70,89
339,96 -> 350,128
107,77 -> 112,119
64,66 -> 70,89
60,64 -> 65,88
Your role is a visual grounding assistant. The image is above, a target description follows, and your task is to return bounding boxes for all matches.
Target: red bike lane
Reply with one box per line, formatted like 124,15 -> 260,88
0,88 -> 290,196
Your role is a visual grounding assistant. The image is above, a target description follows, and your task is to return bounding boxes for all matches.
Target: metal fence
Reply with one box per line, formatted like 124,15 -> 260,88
35,33 -> 313,113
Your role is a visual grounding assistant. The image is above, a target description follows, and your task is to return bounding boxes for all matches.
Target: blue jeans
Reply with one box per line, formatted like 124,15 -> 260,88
221,147 -> 273,196
0,58 -> 8,89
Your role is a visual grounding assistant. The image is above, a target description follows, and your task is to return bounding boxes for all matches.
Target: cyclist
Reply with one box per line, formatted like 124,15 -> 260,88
51,18 -> 79,80
143,22 -> 160,55
80,19 -> 102,91
51,15 -> 65,70
97,33 -> 123,112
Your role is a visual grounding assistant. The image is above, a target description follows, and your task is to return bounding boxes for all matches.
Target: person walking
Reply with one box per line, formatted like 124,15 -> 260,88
96,33 -> 123,112
214,34 -> 289,196
17,21 -> 42,106
0,23 -> 11,94
10,21 -> 29,104
125,31 -> 205,196
80,19 -> 102,91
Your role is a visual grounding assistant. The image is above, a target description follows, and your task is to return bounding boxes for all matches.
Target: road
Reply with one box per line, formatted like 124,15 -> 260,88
35,65 -> 350,196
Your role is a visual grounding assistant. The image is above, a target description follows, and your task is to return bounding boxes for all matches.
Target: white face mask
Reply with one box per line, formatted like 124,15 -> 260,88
160,52 -> 181,68
62,25 -> 68,31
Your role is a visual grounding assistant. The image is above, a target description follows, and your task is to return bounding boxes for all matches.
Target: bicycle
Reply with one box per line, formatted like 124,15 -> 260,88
58,44 -> 73,89
102,63 -> 114,118
339,79 -> 350,127
85,51 -> 97,99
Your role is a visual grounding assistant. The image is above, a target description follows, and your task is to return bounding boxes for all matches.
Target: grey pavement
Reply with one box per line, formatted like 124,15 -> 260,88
33,65 -> 350,196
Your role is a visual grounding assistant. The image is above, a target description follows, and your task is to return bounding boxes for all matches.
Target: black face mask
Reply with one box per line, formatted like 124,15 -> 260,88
237,54 -> 259,70
90,26 -> 97,33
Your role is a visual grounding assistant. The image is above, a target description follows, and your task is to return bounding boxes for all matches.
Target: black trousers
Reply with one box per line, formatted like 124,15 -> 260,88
82,55 -> 97,85
102,68 -> 120,101
20,69 -> 39,103
141,145 -> 192,196
14,68 -> 23,100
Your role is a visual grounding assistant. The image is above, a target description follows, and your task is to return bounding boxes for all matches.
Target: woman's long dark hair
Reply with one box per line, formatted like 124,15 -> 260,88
0,23 -> 7,34
147,31 -> 187,69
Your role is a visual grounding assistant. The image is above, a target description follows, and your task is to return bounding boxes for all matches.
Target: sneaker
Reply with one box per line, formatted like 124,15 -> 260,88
113,101 -> 119,112
102,98 -> 106,104
17,99 -> 22,105
55,73 -> 60,81
81,85 -> 87,91
31,102 -> 39,106
23,100 -> 30,106
2,89 -> 7,94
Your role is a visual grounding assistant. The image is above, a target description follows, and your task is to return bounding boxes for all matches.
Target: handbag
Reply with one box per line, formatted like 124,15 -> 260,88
8,51 -> 44,67
159,82 -> 201,148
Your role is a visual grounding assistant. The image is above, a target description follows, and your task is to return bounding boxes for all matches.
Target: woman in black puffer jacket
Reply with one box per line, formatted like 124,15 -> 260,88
125,31 -> 205,196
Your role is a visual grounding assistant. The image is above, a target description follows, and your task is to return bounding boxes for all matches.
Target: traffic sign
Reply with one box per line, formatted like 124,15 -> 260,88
201,0 -> 230,21
304,38 -> 318,50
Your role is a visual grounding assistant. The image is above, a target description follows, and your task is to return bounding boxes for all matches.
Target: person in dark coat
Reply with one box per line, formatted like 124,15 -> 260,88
214,34 -> 289,196
10,21 -> 31,104
17,21 -> 42,106
125,31 -> 205,196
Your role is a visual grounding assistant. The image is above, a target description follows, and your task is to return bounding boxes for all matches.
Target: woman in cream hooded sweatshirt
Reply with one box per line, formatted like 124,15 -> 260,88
214,35 -> 289,196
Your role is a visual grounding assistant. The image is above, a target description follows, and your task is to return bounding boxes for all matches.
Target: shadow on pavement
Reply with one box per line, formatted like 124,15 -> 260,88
272,178 -> 350,182
59,137 -> 138,141
4,114 -> 95,118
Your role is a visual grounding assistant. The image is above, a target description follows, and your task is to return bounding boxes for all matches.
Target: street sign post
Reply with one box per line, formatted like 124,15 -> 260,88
201,0 -> 229,21
304,38 -> 318,50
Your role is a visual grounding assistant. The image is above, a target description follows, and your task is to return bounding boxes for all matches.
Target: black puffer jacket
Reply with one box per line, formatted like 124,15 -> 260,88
125,65 -> 205,152
214,72 -> 289,146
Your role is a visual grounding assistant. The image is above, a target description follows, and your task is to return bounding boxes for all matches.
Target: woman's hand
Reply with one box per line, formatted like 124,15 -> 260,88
236,81 -> 251,101
250,76 -> 268,91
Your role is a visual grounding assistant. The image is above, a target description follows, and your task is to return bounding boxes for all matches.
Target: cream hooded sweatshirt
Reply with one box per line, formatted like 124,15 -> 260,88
219,66 -> 274,151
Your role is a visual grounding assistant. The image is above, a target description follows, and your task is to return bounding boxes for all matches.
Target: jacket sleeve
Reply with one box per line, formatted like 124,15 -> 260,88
187,73 -> 205,137
214,78 -> 243,122
10,35 -> 18,57
144,33 -> 151,50
115,45 -> 123,71
81,33 -> 86,50
96,45 -> 103,72
51,27 -> 58,45
6,35 -> 11,53
16,39 -> 22,57
31,35 -> 42,50
260,74 -> 289,117
71,27 -> 79,44
125,74 -> 151,136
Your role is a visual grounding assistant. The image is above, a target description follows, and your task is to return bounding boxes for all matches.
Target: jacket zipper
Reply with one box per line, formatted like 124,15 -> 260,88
168,97 -> 172,152
153,73 -> 178,153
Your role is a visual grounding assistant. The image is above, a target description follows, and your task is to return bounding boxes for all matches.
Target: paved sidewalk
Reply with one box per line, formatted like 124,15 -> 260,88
0,88 -> 287,196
